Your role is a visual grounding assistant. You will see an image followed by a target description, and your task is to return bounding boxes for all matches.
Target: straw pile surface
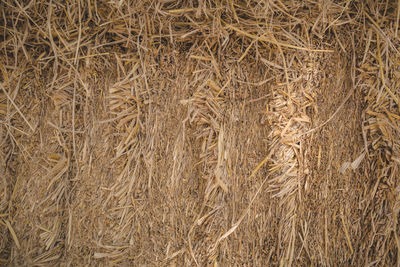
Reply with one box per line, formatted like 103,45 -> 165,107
1,0 -> 399,265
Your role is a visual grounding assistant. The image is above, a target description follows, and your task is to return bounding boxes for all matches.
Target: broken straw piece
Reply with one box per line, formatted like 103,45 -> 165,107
340,152 -> 366,174
340,162 -> 351,174
351,152 -> 366,170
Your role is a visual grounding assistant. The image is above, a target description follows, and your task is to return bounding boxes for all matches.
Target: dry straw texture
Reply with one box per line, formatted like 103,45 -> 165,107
0,0 -> 399,266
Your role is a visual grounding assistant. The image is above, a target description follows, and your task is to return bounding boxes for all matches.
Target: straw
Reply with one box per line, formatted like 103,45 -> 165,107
1,0 -> 399,265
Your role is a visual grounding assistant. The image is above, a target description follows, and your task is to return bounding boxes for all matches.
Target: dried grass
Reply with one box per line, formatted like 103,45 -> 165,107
0,0 -> 399,265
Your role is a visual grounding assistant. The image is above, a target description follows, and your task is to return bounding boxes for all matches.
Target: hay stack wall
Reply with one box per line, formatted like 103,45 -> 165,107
0,0 -> 399,265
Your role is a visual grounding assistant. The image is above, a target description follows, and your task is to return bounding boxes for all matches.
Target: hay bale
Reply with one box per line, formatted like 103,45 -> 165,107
0,0 -> 399,265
